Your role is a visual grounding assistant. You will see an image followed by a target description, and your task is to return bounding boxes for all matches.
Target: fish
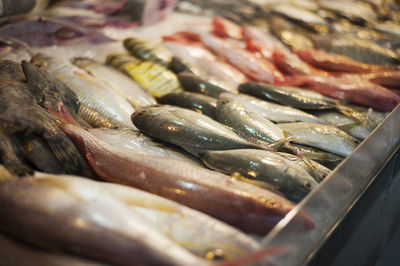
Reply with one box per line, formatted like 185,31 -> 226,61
276,152 -> 331,182
0,176 -> 209,265
162,34 -> 248,86
284,74 -> 400,112
294,49 -> 388,73
106,53 -> 183,98
21,60 -> 91,129
30,53 -> 136,129
89,127 -> 201,165
158,91 -> 217,119
201,149 -> 318,202
123,37 -> 173,66
19,134 -> 66,174
277,122 -> 359,157
131,105 -> 265,156
0,233 -> 106,266
238,82 -> 337,110
314,33 -> 400,65
0,77 -> 94,178
372,21 -> 400,38
216,93 -> 285,145
0,133 -> 33,177
60,123 -> 304,235
72,57 -> 157,108
0,16 -> 113,47
189,26 -> 284,83
318,0 -> 377,24
178,72 -> 234,99
228,93 -> 323,124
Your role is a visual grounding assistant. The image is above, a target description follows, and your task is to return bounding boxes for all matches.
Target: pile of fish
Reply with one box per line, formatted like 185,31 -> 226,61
0,0 -> 399,265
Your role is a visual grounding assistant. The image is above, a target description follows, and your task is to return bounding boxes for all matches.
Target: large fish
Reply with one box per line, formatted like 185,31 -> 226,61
158,91 -> 217,119
277,122 -> 359,157
284,74 -> 400,112
61,123 -> 304,234
31,53 -> 136,129
201,149 -> 318,202
72,57 -> 157,108
216,93 -> 285,145
89,127 -> 201,165
0,176 -> 208,265
131,105 -> 266,155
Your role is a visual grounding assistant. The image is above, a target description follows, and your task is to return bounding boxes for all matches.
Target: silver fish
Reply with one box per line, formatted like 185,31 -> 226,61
31,53 -> 136,129
278,122 -> 359,157
72,57 -> 157,108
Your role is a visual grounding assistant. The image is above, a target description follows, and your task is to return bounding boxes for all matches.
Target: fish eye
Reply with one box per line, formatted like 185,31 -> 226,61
303,181 -> 313,190
321,173 -> 327,179
55,28 -> 84,40
205,249 -> 226,261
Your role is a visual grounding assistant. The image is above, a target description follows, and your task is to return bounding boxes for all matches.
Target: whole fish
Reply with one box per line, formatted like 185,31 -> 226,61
294,49 -> 388,73
201,149 -> 318,202
0,133 -> 32,177
230,93 -> 323,123
131,105 -> 265,155
239,82 -> 336,110
0,176 -> 208,266
123,37 -> 173,66
285,74 -> 400,112
314,34 -> 400,65
72,57 -> 157,108
0,233 -> 105,266
216,93 -> 285,145
89,127 -> 201,165
162,34 -> 247,86
158,91 -> 217,119
31,53 -> 136,129
178,72 -> 233,99
188,27 -> 285,83
278,122 -> 359,157
21,61 -> 91,129
60,123 -> 304,234
106,53 -> 182,98
276,152 -> 331,182
0,78 -> 94,177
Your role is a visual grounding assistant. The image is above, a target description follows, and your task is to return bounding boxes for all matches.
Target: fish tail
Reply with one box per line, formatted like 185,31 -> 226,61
44,128 -> 96,178
267,137 -> 295,151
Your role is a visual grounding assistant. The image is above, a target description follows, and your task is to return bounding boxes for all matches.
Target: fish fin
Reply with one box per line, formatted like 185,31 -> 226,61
336,121 -> 362,131
46,100 -> 81,127
296,155 -> 324,182
267,137 -> 295,151
334,103 -> 370,126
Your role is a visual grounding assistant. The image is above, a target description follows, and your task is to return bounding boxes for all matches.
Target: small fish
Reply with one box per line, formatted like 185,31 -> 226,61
0,133 -> 33,177
31,53 -> 136,129
0,176 -> 209,265
285,74 -> 400,112
229,93 -> 323,123
238,82 -> 336,110
278,122 -> 359,157
131,105 -> 265,155
216,93 -> 285,145
106,53 -> 182,98
158,91 -> 217,119
276,152 -> 331,182
294,49 -> 388,73
123,37 -> 173,66
162,34 -> 248,86
201,149 -> 318,202
178,72 -> 233,99
314,34 -> 400,65
72,57 -> 157,108
60,123 -> 305,235
89,127 -> 201,165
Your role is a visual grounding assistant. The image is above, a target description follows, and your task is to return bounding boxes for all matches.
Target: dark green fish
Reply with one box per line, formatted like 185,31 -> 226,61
201,149 -> 318,202
131,105 -> 265,156
158,91 -> 217,120
0,133 -> 33,177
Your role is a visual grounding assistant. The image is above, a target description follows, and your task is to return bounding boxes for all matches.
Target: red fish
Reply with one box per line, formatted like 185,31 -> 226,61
60,123 -> 311,235
285,74 -> 400,112
294,49 -> 388,73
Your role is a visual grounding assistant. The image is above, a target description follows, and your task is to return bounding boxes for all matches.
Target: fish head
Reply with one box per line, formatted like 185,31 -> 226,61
30,53 -> 53,70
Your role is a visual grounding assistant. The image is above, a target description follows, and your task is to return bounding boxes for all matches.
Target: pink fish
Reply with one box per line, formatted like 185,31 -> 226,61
60,123 -> 310,235
163,34 -> 248,86
285,74 -> 400,112
294,49 -> 388,73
